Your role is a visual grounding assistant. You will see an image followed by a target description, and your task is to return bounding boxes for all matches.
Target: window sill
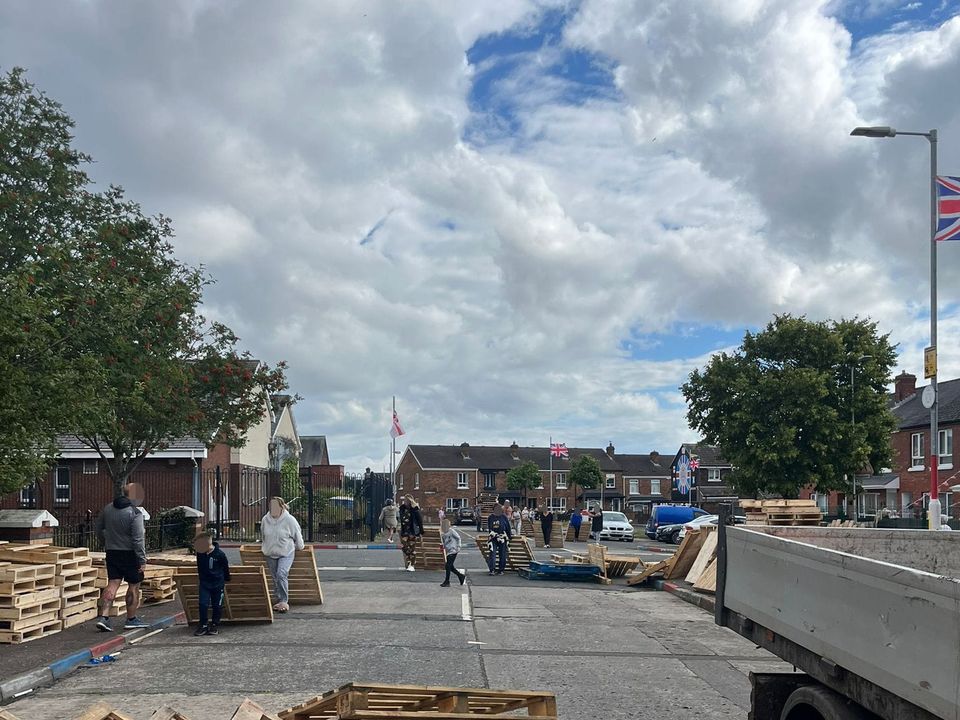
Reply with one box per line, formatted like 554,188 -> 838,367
939,463 -> 953,470
908,466 -> 925,472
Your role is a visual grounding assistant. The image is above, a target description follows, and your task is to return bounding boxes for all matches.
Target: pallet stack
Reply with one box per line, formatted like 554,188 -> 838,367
176,565 -> 274,624
239,545 -> 324,605
142,566 -> 178,605
412,528 -> 447,570
0,561 -> 61,644
474,536 -> 535,573
743,499 -> 822,526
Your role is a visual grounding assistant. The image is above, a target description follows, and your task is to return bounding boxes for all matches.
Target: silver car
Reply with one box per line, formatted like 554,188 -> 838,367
598,511 -> 635,542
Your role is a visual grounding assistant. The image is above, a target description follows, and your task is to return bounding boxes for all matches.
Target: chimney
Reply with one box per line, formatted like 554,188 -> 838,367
460,442 -> 470,459
606,442 -> 615,458
894,371 -> 917,402
650,451 -> 660,463
510,441 -> 519,460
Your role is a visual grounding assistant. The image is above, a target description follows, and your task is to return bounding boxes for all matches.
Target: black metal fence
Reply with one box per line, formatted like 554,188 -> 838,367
53,509 -> 193,553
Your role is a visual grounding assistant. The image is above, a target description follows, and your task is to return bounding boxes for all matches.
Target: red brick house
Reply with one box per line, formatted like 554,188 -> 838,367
616,451 -> 672,518
300,435 -> 344,490
669,443 -> 739,511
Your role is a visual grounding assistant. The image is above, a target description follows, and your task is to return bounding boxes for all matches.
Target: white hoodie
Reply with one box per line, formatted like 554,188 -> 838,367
260,510 -> 305,558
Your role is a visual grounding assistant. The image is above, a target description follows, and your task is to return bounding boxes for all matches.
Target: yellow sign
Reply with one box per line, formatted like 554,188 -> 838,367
924,346 -> 937,379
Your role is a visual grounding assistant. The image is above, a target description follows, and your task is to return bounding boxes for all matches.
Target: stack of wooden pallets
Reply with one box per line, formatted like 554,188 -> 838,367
474,535 -> 534,573
0,544 -> 99,631
176,565 -> 274,624
625,526 -> 719,592
239,545 -> 324,605
0,561 -> 61,643
142,565 -> 178,605
411,528 -> 446,570
743,499 -> 822,526
531,521 -> 564,548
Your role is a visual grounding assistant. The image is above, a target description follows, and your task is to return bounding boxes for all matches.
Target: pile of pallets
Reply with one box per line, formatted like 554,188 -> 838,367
142,566 -> 178,605
176,565 -> 274,624
239,545 -> 324,605
411,528 -> 447,570
0,544 -> 99,632
742,499 -> 822,526
626,526 -> 719,592
474,535 -> 534,573
0,561 -> 61,643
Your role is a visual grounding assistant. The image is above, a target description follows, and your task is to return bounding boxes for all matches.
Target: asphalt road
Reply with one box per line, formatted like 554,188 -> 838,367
3,541 -> 792,719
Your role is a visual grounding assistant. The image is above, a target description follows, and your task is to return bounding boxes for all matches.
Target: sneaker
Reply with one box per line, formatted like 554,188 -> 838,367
206,624 -> 220,636
194,625 -> 209,637
440,581 -> 450,587
388,538 -> 395,543
95,617 -> 112,633
124,616 -> 150,629
406,565 -> 415,572
545,544 -> 550,548
488,571 -> 494,576
458,574 -> 466,585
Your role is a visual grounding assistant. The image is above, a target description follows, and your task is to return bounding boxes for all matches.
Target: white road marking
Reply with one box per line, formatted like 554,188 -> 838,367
461,591 -> 472,622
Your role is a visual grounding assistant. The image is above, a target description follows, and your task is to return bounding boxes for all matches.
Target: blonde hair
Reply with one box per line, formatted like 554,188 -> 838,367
441,519 -> 451,533
403,495 -> 419,508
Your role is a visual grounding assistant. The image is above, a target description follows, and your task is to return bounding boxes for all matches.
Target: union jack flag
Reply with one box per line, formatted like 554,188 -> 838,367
689,458 -> 700,472
936,176 -> 960,242
550,442 -> 569,458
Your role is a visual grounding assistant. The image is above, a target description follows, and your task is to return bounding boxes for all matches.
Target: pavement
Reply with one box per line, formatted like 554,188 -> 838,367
1,539 -> 790,719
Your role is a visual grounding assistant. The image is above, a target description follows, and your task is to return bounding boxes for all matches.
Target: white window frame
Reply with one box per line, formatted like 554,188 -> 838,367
483,472 -> 496,490
938,429 -> 953,469
82,459 -> 98,475
446,497 -> 468,511
414,472 -> 420,490
901,491 -> 913,518
707,468 -> 722,483
611,498 -> 622,511
605,474 -> 616,489
911,432 -> 924,470
548,497 -> 567,512
398,473 -> 404,490
536,473 -> 544,490
941,492 -> 953,520
628,478 -> 639,495
54,466 -> 70,505
858,492 -> 880,518
555,472 -> 567,490
19,482 -> 37,507
457,472 -> 469,490
650,479 -> 661,495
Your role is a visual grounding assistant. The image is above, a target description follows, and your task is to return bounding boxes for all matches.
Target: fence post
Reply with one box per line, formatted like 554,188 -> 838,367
301,468 -> 314,543
215,465 -> 223,540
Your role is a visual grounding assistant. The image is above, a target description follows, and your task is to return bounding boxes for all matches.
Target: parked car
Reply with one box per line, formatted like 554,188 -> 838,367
655,523 -> 683,544
454,507 -> 475,525
677,514 -> 719,542
644,505 -> 709,539
598,511 -> 635,542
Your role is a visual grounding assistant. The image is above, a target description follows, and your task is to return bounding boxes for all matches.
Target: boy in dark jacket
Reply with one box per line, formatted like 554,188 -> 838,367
194,532 -> 231,636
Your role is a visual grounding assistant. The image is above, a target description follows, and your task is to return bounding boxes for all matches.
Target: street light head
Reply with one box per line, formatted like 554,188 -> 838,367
851,126 -> 896,138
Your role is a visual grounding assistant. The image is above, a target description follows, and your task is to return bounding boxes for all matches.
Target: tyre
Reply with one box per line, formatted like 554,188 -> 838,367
781,684 -> 874,720
626,537 -> 634,543
671,530 -> 681,544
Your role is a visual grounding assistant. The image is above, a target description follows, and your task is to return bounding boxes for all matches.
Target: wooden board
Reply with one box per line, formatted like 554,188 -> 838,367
231,699 -> 282,720
627,559 -> 671,586
0,586 -> 59,608
0,618 -> 61,644
684,530 -> 718,585
0,562 -> 57,582
0,709 -> 23,720
176,566 -> 273,624
239,546 -> 324,605
586,544 -> 640,579
664,527 -> 712,580
279,683 -> 558,720
148,707 -> 194,720
532,521 -> 564,548
692,558 -> 718,594
0,544 -> 90,566
410,529 -> 446,571
475,536 -> 534,573
74,703 -> 136,720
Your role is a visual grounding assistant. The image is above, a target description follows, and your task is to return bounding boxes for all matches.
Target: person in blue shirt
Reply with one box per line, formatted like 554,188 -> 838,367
570,507 -> 583,541
194,532 -> 231,636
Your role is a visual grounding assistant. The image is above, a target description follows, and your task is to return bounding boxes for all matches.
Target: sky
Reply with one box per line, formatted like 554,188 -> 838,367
2,0 -> 960,472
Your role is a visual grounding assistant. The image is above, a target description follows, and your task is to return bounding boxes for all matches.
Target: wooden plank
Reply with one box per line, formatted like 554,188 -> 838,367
148,707 -> 193,720
627,558 -> 670,586
230,698 -> 282,720
0,709 -> 23,720
693,557 -> 718,593
0,562 -> 57,581
239,546 -> 323,605
73,702 -> 136,720
664,527 -> 711,580
0,618 -> 61,644
685,530 -> 719,585
176,566 -> 273,624
0,586 -> 59,608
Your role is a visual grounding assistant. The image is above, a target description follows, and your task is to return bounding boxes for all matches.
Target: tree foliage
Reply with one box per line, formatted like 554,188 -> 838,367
506,461 -> 542,501
682,315 -> 897,497
569,454 -> 602,491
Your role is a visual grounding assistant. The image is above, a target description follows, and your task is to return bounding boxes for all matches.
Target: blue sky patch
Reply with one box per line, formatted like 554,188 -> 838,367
620,324 -> 749,366
836,0 -> 956,44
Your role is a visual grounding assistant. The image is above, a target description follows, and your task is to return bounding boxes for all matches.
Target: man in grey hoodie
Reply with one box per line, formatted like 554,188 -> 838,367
94,483 -> 149,632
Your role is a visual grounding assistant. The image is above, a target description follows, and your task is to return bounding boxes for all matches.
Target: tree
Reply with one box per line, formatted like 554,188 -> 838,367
569,454 -> 602,505
506,461 -> 542,505
682,314 -> 897,498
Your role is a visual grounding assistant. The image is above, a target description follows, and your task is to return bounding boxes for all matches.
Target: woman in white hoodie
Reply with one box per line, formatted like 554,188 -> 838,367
260,497 -> 305,613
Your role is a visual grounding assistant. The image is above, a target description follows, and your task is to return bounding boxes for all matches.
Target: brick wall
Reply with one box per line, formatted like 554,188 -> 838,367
892,422 -> 960,516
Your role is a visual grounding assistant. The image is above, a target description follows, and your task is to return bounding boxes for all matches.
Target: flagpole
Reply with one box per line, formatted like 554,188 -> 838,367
391,396 -> 396,500
549,435 -> 553,512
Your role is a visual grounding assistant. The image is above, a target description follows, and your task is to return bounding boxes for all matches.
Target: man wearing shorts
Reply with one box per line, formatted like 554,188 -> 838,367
94,483 -> 149,631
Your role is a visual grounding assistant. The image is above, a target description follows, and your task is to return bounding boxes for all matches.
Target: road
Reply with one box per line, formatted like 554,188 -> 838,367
3,539 -> 790,719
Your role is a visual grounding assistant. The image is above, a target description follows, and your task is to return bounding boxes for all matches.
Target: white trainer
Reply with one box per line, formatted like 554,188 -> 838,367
406,565 -> 415,572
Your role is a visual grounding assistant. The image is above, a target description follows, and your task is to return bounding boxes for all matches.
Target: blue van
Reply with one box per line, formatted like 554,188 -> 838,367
645,505 -> 708,539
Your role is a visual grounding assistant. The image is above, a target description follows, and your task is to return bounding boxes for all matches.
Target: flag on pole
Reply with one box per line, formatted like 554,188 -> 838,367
549,442 -> 569,458
390,410 -> 405,439
936,176 -> 960,241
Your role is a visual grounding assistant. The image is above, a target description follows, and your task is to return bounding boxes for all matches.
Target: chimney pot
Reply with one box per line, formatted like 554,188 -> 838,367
460,442 -> 470,459
650,451 -> 660,462
606,442 -> 615,457
510,441 -> 519,459
894,371 -> 917,402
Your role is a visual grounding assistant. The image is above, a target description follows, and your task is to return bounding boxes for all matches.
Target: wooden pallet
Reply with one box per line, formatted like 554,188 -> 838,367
74,703 -> 136,720
239,545 -> 324,605
231,699 -> 282,720
693,558 -> 718,594
663,527 -> 713,581
0,597 -> 61,621
684,530 -> 719,585
626,558 -> 671,586
0,544 -> 90,566
0,562 -> 57,582
142,551 -> 197,568
564,521 -> 589,542
0,618 -> 61,644
148,707 -> 194,720
62,606 -> 99,629
475,536 -> 534,573
0,586 -> 59,609
409,528 -> 447,570
531,521 -> 564,548
176,566 -> 273,624
586,544 -> 639,581
279,683 -> 558,720
742,499 -> 822,527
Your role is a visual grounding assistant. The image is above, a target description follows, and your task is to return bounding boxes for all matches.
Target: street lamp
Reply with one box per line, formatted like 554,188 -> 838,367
849,354 -> 872,520
851,125 -> 941,529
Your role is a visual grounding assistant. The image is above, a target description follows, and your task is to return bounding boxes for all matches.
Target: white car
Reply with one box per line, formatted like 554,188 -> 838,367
598,512 -> 635,542
677,514 -> 718,542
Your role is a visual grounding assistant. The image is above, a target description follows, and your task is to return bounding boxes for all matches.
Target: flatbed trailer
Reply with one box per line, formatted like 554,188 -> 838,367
714,509 -> 960,720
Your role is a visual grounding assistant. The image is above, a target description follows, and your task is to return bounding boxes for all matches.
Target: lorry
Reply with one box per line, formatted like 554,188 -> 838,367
713,507 -> 960,720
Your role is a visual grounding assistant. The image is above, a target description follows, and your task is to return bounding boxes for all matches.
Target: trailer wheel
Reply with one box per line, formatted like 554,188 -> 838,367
781,685 -> 875,720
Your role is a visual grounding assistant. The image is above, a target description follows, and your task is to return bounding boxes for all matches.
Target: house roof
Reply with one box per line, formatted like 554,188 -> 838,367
893,377 -> 960,429
55,435 -> 208,459
697,485 -> 741,500
300,436 -> 330,467
405,445 -> 621,472
615,453 -> 671,477
673,443 -> 731,467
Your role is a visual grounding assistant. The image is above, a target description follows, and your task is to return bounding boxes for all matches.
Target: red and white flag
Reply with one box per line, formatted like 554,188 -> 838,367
550,442 -> 569,458
390,410 -> 405,439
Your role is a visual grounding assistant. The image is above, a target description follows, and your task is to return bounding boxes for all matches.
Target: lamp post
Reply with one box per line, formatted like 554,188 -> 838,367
851,125 -> 941,529
849,354 -> 872,520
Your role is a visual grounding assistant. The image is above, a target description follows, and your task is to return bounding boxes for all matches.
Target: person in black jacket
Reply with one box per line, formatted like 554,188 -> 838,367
486,504 -> 512,575
399,495 -> 424,572
540,507 -> 554,548
194,532 -> 231,636
590,505 -> 604,541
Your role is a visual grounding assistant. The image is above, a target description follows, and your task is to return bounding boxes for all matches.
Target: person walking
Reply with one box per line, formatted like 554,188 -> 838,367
590,505 -> 604,542
512,506 -> 522,535
399,495 -> 424,572
439,519 -> 465,587
260,497 -> 305,613
193,531 -> 231,636
93,483 -> 149,631
540,506 -> 554,548
486,503 -> 512,575
570,507 -> 583,541
378,499 -> 399,543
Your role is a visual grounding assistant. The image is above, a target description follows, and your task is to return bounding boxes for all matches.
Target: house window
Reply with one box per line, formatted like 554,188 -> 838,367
536,474 -> 544,489
605,474 -> 616,489
54,466 -> 70,505
483,472 -> 496,490
457,472 -> 469,490
555,473 -> 567,489
938,429 -> 953,467
901,492 -> 913,517
82,459 -> 98,475
911,433 -> 924,468
707,469 -> 722,483
19,482 -> 37,507
446,498 -> 468,511
414,472 -> 420,490
398,473 -> 404,490
941,492 -> 953,520
548,497 -> 567,512
611,498 -> 622,511
858,492 -> 879,518
814,493 -> 828,513
628,478 -> 639,495
650,479 -> 661,495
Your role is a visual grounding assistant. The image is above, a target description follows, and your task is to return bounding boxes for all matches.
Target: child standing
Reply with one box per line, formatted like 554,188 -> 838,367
194,532 -> 231,636
439,519 -> 465,587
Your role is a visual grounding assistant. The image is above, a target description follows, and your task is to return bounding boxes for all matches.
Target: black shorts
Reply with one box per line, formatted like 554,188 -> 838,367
105,549 -> 144,585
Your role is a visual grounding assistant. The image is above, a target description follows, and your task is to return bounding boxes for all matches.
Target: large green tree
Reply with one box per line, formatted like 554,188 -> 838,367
569,454 -> 602,504
682,315 -> 897,497
506,461 -> 542,505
